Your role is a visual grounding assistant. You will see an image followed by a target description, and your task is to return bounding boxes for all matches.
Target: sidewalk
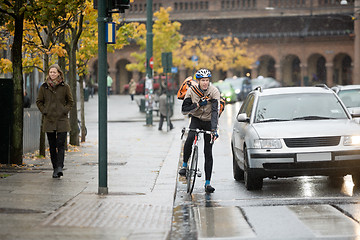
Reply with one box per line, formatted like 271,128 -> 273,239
0,94 -> 187,240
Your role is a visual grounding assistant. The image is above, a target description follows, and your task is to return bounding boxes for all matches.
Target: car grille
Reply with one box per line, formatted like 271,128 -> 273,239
284,136 -> 340,148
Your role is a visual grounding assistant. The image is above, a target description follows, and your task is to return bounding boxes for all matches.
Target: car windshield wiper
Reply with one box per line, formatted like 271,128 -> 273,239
292,116 -> 335,120
257,118 -> 290,123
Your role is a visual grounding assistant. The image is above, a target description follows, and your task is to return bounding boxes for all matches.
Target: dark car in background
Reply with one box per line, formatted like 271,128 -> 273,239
332,85 -> 360,122
225,77 -> 252,101
123,76 -> 177,95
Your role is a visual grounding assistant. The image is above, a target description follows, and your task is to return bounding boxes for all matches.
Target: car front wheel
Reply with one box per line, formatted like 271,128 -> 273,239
232,144 -> 244,181
244,147 -> 263,190
352,174 -> 360,187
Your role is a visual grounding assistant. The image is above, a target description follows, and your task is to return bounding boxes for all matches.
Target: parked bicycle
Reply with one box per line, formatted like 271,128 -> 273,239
78,119 -> 87,137
181,127 -> 213,194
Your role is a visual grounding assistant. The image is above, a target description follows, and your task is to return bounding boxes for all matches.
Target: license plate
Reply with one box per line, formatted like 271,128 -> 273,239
297,152 -> 331,162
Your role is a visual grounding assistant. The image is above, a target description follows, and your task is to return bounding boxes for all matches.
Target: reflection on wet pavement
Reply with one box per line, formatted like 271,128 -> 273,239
194,206 -> 255,239
288,205 -> 360,237
342,175 -> 355,197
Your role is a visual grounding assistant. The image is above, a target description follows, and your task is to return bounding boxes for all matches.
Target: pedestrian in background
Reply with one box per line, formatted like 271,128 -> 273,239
23,90 -> 31,108
36,64 -> 74,179
129,78 -> 136,101
88,76 -> 95,98
158,89 -> 174,131
107,74 -> 113,96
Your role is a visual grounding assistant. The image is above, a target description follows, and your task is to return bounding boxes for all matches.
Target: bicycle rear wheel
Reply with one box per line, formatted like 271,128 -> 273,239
187,145 -> 198,194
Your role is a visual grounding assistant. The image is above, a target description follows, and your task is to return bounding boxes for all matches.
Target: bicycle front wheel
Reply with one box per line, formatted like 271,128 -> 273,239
187,145 -> 198,194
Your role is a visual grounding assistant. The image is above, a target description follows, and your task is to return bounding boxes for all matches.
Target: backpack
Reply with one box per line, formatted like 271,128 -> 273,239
177,76 -> 226,117
177,76 -> 197,100
219,97 -> 225,117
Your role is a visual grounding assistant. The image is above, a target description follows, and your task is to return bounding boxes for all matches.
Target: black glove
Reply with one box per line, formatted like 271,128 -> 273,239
199,99 -> 207,107
211,130 -> 219,141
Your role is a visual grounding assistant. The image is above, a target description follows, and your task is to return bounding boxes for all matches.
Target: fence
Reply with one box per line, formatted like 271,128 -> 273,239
23,108 -> 46,153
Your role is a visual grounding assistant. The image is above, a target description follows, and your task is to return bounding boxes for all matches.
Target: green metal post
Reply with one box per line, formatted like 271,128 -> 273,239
98,0 -> 108,195
146,0 -> 153,125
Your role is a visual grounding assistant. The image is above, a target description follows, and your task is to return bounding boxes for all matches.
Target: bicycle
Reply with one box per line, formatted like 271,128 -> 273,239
78,119 -> 87,137
181,127 -> 213,194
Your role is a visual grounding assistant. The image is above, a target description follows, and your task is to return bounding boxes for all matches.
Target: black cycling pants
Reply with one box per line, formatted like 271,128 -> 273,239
183,117 -> 213,181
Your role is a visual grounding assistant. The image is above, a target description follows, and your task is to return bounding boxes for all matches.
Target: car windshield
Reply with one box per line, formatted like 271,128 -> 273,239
254,93 -> 348,123
338,89 -> 360,108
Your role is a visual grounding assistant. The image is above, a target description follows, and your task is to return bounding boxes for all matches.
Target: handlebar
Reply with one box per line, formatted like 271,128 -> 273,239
181,127 -> 215,144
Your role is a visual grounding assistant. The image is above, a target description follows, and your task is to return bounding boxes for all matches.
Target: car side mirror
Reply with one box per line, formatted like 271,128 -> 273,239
237,113 -> 249,122
348,108 -> 360,118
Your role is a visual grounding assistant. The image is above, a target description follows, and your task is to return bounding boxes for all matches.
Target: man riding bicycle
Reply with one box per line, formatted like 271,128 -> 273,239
179,69 -> 221,193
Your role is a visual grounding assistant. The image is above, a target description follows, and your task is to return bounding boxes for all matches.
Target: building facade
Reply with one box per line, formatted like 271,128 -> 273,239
88,0 -> 357,94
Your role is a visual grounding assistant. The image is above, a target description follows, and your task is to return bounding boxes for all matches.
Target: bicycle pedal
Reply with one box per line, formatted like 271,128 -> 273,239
197,169 -> 202,177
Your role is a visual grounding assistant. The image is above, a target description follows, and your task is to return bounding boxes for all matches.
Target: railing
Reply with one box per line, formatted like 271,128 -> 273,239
23,108 -> 44,153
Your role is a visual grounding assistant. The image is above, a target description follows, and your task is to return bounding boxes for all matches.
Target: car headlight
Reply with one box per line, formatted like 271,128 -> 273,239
226,92 -> 232,97
344,136 -> 360,146
254,139 -> 282,149
235,89 -> 240,94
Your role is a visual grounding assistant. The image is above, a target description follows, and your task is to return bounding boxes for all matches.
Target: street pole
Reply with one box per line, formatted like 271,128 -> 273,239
145,0 -> 153,125
354,0 -> 360,84
98,0 -> 108,195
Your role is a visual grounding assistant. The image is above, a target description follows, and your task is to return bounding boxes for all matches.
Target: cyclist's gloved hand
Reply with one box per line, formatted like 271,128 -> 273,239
198,99 -> 207,107
211,130 -> 219,141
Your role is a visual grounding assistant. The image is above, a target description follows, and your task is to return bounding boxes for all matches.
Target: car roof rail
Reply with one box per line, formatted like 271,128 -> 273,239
254,86 -> 262,92
315,84 -> 329,90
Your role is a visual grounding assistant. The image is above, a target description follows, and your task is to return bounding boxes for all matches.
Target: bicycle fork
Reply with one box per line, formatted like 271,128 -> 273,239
194,136 -> 202,178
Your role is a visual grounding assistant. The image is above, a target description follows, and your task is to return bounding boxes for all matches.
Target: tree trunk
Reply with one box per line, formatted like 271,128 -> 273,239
58,31 -> 68,150
10,1 -> 25,165
39,31 -> 51,157
67,13 -> 84,146
68,47 -> 79,146
79,75 -> 86,142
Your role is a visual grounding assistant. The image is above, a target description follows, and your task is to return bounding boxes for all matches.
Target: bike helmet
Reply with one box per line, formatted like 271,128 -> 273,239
195,69 -> 212,79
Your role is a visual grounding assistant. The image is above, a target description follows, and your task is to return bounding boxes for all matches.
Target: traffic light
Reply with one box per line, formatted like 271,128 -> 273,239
108,0 -> 130,13
93,0 -> 130,13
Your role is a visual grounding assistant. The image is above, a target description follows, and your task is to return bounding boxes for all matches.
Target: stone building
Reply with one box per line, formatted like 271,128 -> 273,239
88,0 -> 357,94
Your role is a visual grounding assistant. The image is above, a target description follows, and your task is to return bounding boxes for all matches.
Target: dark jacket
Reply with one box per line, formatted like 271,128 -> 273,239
23,95 -> 31,108
36,82 -> 74,132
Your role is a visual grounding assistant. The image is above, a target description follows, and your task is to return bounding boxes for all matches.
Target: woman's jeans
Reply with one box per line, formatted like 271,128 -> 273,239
46,131 -> 67,169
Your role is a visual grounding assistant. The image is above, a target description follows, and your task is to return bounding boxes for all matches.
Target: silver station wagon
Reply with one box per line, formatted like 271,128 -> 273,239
231,85 -> 360,190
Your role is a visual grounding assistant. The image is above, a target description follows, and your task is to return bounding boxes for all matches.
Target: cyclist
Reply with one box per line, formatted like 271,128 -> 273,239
179,69 -> 220,193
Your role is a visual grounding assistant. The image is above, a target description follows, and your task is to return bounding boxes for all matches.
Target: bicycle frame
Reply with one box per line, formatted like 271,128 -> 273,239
182,128 -> 213,194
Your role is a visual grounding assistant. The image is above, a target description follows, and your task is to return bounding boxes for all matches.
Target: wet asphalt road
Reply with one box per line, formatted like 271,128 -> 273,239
169,101 -> 360,240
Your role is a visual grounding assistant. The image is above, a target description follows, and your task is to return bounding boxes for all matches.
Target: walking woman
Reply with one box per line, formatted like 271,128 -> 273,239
36,64 -> 74,178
